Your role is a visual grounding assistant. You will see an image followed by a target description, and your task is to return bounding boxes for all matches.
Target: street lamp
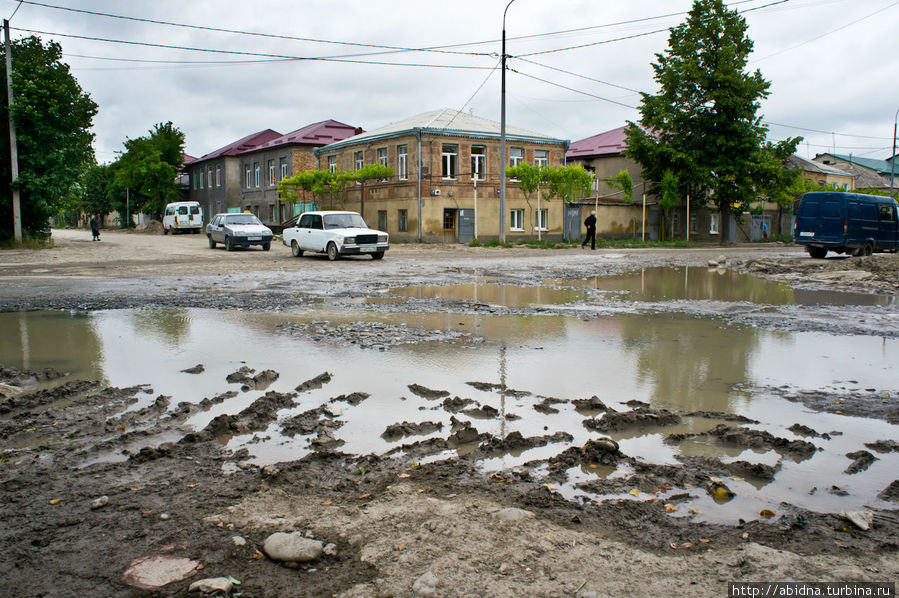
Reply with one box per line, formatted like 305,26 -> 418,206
890,108 -> 898,199
499,0 -> 516,242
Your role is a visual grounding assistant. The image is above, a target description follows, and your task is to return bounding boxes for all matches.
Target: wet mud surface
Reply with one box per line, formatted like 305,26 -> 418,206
1,232 -> 898,596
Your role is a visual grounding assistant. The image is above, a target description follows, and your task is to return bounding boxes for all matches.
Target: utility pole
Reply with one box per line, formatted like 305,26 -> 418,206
4,19 -> 22,242
499,0 -> 516,242
890,109 -> 897,199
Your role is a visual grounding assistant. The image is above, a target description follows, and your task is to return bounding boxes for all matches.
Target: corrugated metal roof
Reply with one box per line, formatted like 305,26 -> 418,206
566,126 -> 628,159
248,119 -> 363,152
815,153 -> 892,175
194,129 -> 282,163
318,109 -> 565,152
785,154 -> 856,177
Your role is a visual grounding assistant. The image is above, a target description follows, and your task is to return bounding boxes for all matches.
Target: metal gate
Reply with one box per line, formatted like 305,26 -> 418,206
458,209 -> 474,244
749,214 -> 771,241
563,204 -> 582,242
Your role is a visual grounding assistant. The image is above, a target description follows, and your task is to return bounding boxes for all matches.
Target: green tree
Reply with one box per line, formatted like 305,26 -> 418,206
352,164 -> 393,220
0,36 -> 97,238
114,122 -> 185,216
542,165 -> 594,204
624,0 -> 799,244
659,170 -> 680,240
81,163 -> 116,218
506,163 -> 553,236
607,169 -> 634,202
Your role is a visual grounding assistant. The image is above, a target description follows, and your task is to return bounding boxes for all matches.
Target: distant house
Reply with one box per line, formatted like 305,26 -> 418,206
812,153 -> 892,191
784,154 -> 855,190
313,109 -> 569,243
184,120 -> 361,226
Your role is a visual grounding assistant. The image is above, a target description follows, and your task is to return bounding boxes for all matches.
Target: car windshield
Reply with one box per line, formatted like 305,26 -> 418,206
226,215 -> 261,225
323,213 -> 367,229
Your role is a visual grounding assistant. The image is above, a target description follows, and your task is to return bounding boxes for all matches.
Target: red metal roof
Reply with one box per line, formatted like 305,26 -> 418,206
247,119 -> 363,152
195,129 -> 283,162
566,126 -> 629,159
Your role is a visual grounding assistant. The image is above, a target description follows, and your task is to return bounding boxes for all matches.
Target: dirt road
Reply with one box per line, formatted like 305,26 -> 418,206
0,229 -> 897,597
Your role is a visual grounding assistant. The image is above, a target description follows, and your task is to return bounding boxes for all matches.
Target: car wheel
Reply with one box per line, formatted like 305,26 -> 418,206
326,242 -> 339,261
806,246 -> 826,259
225,236 -> 233,252
862,242 -> 873,257
163,226 -> 168,235
208,235 -> 216,249
371,251 -> 384,260
262,242 -> 271,251
291,240 -> 303,257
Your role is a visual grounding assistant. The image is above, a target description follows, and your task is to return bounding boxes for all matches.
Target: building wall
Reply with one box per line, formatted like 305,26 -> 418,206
568,154 -> 656,202
317,133 -> 568,242
238,146 -> 320,225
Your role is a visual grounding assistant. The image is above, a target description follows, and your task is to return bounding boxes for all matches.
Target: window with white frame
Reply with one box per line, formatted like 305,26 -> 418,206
280,157 -> 288,180
199,170 -> 204,189
354,151 -> 364,171
536,208 -> 548,231
510,209 -> 524,231
442,144 -> 458,179
328,155 -> 337,173
397,145 -> 408,180
244,164 -> 251,188
709,212 -> 719,235
268,159 -> 275,185
471,145 -> 486,181
215,165 -> 222,187
253,162 -> 260,188
534,149 -> 549,167
509,147 -> 524,167
377,147 -> 388,168
398,209 -> 408,232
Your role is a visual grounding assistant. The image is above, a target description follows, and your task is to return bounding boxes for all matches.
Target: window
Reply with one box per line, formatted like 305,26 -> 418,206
535,149 -> 549,167
709,213 -> 719,235
509,147 -> 524,167
398,209 -> 408,232
397,145 -> 408,180
536,209 -> 548,231
377,148 -> 388,168
689,213 -> 697,234
207,167 -> 212,189
510,209 -> 524,231
328,155 -> 337,173
880,204 -> 896,222
244,164 -> 251,188
471,145 -> 486,181
199,170 -> 204,189
268,159 -> 275,185
378,210 -> 387,232
354,151 -> 364,171
280,157 -> 288,180
442,144 -> 458,179
443,208 -> 455,230
215,165 -> 222,187
672,213 -> 680,234
269,204 -> 276,222
253,162 -> 260,188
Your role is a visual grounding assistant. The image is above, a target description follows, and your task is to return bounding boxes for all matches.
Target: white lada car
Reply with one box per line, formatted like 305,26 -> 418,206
282,211 -> 389,260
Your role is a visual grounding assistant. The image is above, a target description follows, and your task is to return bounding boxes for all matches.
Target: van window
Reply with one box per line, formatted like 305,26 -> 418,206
821,201 -> 841,218
178,206 -> 188,215
798,201 -> 818,218
190,206 -> 200,215
881,205 -> 897,222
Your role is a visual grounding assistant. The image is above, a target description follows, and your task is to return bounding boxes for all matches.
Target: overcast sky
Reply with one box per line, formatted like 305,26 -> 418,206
6,0 -> 898,165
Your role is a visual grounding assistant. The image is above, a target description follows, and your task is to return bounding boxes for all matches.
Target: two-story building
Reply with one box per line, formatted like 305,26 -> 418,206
185,120 -> 361,226
313,109 -> 569,243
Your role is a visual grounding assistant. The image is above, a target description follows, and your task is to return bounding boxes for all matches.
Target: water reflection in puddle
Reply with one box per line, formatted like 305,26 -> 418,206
0,307 -> 896,523
389,283 -> 586,307
555,266 -> 895,306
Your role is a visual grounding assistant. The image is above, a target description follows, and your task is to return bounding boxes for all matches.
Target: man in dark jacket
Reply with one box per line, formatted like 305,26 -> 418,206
581,210 -> 596,250
90,215 -> 100,241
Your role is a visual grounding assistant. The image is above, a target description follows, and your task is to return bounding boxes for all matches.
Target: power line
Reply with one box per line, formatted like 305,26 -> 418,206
510,68 -> 638,110
445,60 -> 502,130
11,27 -> 494,70
516,57 -> 643,94
765,121 -> 893,140
16,0 -> 491,58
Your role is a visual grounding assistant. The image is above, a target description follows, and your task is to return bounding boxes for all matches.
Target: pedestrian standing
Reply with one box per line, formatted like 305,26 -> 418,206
761,219 -> 769,240
90,215 -> 101,242
581,210 -> 596,250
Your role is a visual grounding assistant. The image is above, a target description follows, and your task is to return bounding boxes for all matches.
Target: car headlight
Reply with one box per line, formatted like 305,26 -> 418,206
378,235 -> 388,243
344,236 -> 355,245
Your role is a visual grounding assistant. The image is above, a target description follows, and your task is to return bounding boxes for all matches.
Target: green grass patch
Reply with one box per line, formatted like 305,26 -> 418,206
0,235 -> 54,249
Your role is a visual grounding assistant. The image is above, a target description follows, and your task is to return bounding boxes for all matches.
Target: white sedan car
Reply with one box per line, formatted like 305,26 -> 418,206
282,211 -> 389,260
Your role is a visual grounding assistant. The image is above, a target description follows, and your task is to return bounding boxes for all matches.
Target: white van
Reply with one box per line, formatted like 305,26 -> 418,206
162,201 -> 203,234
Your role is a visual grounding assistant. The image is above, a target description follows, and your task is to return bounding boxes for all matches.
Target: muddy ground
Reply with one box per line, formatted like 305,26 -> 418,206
0,229 -> 897,597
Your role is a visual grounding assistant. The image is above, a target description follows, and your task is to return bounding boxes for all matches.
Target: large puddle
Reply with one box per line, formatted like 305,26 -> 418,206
1,302 -> 896,525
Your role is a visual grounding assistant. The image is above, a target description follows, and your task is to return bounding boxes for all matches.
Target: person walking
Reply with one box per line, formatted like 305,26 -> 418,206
581,210 -> 596,250
90,214 -> 101,241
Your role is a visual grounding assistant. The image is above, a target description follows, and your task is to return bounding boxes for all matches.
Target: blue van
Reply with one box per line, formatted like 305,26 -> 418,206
794,192 -> 898,258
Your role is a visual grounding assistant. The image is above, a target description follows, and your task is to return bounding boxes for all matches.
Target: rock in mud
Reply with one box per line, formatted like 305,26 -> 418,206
251,369 -> 279,390
533,399 -> 561,414
494,507 -> 535,522
122,555 -> 200,590
441,396 -> 475,412
263,532 -> 323,562
448,417 -> 480,446
412,570 -> 439,597
330,391 -> 370,406
865,440 -> 899,454
572,395 -> 606,412
462,404 -> 499,418
582,438 -> 621,465
878,480 -> 899,502
0,382 -> 23,399
281,405 -> 344,437
788,423 -> 822,437
844,450 -> 878,474
584,407 -> 681,432
180,364 -> 204,374
668,425 -> 818,460
726,461 -> 778,481
476,430 -> 574,457
684,411 -> 759,424
381,421 -> 443,441
226,366 -> 254,384
295,371 -> 332,392
408,384 -> 450,399
189,577 -> 233,594
90,495 -> 109,510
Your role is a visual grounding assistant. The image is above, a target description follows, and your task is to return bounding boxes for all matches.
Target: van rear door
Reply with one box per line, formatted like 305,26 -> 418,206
818,196 -> 843,243
878,201 -> 899,250
796,193 -> 842,243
